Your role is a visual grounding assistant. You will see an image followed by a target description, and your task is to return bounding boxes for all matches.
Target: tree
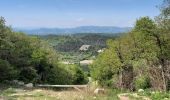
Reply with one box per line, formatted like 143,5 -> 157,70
19,67 -> 38,83
90,0 -> 170,91
157,0 -> 170,30
72,66 -> 88,84
155,0 -> 170,91
91,16 -> 170,91
91,37 -> 135,90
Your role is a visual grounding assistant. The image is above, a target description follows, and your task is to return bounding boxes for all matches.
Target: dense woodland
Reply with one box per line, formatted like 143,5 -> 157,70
91,0 -> 170,91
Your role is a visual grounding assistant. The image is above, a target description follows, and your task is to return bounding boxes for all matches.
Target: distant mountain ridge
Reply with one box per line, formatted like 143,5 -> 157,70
14,26 -> 132,35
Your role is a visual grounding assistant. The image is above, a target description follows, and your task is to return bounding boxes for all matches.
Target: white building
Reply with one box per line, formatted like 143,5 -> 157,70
79,45 -> 91,51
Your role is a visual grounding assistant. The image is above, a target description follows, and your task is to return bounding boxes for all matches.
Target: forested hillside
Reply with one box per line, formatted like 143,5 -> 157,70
39,33 -> 117,52
0,17 -> 87,85
38,34 -> 117,63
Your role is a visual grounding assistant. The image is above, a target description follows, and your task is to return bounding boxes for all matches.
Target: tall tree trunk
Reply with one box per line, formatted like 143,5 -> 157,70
161,66 -> 167,91
120,65 -> 134,91
160,59 -> 167,91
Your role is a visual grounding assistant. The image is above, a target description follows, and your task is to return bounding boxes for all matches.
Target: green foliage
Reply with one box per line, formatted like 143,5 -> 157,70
40,34 -> 116,52
39,34 -> 117,63
91,41 -> 121,87
138,90 -> 170,100
150,92 -> 170,100
134,17 -> 156,34
157,0 -> 170,30
132,17 -> 159,61
91,15 -> 170,91
72,66 -> 88,84
0,17 -> 81,85
0,59 -> 17,81
135,76 -> 151,90
19,67 -> 38,83
65,64 -> 88,85
40,66 -> 73,85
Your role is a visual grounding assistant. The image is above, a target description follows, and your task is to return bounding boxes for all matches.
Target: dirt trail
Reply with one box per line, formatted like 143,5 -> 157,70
118,93 -> 151,100
119,96 -> 129,100
118,94 -> 129,100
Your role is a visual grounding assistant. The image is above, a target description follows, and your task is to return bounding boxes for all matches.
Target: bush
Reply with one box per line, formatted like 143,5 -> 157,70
135,75 -> 151,90
0,59 -> 17,81
150,91 -> 170,100
138,90 -> 170,100
19,67 -> 38,83
65,64 -> 88,85
42,66 -> 73,85
72,66 -> 88,84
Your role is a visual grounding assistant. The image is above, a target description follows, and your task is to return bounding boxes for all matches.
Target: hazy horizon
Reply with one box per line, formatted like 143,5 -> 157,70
1,0 -> 162,28
14,25 -> 132,30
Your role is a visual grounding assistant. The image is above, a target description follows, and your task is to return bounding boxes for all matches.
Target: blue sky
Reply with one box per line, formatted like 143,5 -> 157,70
0,0 -> 162,28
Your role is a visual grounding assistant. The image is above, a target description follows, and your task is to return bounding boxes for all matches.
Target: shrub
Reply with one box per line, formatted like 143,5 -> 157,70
139,90 -> 170,100
72,66 -> 88,84
150,91 -> 170,100
19,67 -> 38,83
42,66 -> 73,85
0,59 -> 17,81
135,75 -> 151,90
65,64 -> 88,85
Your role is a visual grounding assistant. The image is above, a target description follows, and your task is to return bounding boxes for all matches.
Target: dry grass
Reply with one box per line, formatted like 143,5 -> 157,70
1,87 -> 151,100
0,88 -> 102,100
